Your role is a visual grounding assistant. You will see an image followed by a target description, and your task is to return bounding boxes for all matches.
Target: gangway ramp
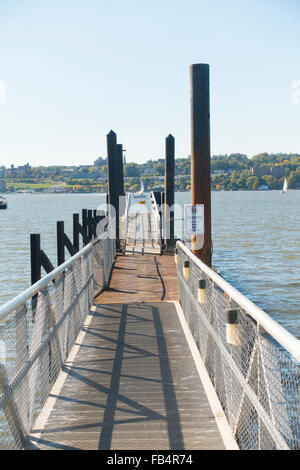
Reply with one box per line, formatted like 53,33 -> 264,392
123,193 -> 161,255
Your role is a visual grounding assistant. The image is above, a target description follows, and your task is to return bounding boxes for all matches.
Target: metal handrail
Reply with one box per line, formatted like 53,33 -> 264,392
0,242 -> 92,323
0,235 -> 116,450
121,192 -> 131,253
177,241 -> 300,363
150,191 -> 162,249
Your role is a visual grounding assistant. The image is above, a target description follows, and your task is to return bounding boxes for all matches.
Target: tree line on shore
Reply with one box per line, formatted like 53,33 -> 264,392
1,152 -> 300,192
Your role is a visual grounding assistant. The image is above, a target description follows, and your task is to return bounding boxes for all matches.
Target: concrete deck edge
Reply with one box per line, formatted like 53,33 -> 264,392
172,301 -> 239,451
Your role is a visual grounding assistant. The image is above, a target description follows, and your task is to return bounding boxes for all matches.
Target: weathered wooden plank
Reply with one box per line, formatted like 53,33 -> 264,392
95,254 -> 178,304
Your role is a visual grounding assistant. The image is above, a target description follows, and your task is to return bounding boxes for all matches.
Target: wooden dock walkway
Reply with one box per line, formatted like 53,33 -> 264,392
27,251 -> 227,450
96,253 -> 177,304
29,300 -> 225,450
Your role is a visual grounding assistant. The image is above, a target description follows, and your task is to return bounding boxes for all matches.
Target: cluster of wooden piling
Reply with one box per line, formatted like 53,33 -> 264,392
30,63 -> 212,286
106,131 -> 125,250
107,64 -> 212,265
30,209 -> 105,285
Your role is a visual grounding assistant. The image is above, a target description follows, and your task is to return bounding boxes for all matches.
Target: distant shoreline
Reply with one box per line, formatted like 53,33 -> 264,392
2,189 -> 300,196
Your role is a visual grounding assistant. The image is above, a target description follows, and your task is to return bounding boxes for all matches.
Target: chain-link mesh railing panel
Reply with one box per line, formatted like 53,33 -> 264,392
150,209 -> 160,244
92,236 -> 115,297
177,244 -> 300,450
0,235 -> 115,449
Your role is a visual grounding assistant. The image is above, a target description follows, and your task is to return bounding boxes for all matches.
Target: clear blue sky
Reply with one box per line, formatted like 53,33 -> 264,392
0,0 -> 299,166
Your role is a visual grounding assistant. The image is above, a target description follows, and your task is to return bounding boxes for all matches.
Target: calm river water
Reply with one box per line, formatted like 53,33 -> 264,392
0,191 -> 299,338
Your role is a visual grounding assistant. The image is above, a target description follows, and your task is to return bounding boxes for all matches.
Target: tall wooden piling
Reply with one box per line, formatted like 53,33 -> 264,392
73,214 -> 80,252
88,210 -> 94,240
57,221 -> 65,266
82,209 -> 89,243
30,234 -> 42,285
107,130 -> 120,248
190,64 -> 212,266
116,144 -> 125,197
164,134 -> 175,250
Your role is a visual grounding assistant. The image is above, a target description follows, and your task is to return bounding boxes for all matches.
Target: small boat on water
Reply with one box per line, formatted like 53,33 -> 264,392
0,196 -> 7,209
281,178 -> 288,194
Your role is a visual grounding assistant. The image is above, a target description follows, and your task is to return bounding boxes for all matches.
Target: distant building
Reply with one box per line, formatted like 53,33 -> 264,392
61,169 -> 75,177
252,166 -> 270,177
252,165 -> 286,178
10,163 -> 31,177
94,157 -> 106,167
10,164 -> 16,177
270,166 -> 286,178
0,181 -> 7,192
47,185 -> 68,193
73,172 -> 91,179
258,185 -> 269,190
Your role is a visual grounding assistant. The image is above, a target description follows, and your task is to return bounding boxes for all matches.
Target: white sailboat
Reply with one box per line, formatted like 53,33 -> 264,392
281,178 -> 288,194
134,178 -> 146,198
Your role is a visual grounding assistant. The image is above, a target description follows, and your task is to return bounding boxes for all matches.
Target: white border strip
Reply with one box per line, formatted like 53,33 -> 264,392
26,306 -> 97,449
173,300 -> 239,451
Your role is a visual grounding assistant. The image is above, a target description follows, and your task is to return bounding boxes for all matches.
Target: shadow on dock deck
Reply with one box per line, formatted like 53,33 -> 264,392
28,253 -> 228,450
29,302 -> 225,450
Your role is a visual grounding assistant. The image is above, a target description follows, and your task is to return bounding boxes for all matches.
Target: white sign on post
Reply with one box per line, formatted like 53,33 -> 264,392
185,205 -> 204,234
185,205 -> 205,250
